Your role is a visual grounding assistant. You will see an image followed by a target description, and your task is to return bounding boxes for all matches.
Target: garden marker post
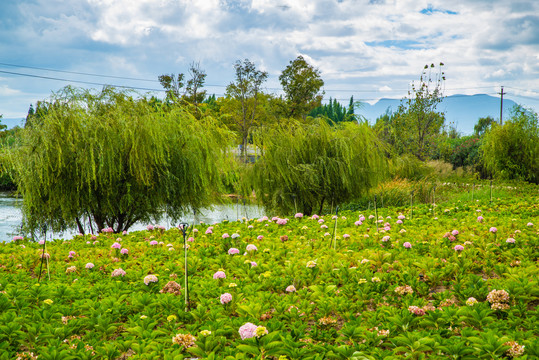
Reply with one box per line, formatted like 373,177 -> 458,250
180,222 -> 190,311
374,195 -> 379,232
331,206 -> 339,250
410,190 -> 414,220
433,186 -> 436,217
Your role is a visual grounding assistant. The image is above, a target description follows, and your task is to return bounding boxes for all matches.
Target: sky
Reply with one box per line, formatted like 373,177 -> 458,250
1,0 -> 538,128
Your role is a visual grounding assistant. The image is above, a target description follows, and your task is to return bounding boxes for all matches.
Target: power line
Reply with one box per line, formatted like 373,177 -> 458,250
0,62 -> 159,83
0,69 -> 165,92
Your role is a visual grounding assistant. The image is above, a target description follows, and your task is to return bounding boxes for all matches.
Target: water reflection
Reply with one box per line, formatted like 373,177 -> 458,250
0,193 -> 265,242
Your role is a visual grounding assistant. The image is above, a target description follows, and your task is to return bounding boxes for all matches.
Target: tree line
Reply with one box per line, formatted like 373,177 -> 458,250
0,57 -> 537,236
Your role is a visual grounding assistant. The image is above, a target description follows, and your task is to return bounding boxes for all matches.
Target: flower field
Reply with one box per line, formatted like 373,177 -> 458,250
1,186 -> 538,359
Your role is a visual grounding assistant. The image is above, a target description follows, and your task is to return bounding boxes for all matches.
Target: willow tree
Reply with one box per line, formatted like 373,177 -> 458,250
10,86 -> 233,234
245,119 -> 387,215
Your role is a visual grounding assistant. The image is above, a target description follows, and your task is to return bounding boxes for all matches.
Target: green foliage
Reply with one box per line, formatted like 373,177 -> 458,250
480,105 -> 539,183
438,135 -> 481,170
279,55 -> 325,119
9,86 -> 233,234
309,97 -> 357,124
223,59 -> 268,160
474,116 -> 495,137
246,119 -> 386,215
386,64 -> 446,160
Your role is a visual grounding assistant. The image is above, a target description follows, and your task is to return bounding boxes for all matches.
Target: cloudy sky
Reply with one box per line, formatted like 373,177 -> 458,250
1,0 -> 538,127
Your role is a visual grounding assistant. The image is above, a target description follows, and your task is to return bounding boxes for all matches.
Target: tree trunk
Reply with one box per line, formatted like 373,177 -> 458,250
75,217 -> 85,235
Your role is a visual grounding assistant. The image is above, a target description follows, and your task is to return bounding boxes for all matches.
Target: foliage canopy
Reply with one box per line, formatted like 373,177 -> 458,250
246,119 -> 387,215
10,86 -> 233,234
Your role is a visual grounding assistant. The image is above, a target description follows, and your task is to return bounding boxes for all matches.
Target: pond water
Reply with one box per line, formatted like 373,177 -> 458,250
0,192 -> 265,242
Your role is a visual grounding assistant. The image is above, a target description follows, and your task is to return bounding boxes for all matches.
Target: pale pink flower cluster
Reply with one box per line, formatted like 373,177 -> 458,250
321,225 -> 328,229
506,238 -> 516,244
66,266 -> 77,273
295,213 -> 303,218
111,268 -> 126,277
394,285 -> 414,295
286,285 -> 296,292
12,236 -> 23,241
220,292 -> 232,304
111,242 -> 121,249
276,218 -> 288,225
68,251 -> 76,258
231,233 -> 240,239
408,306 -> 425,316
146,225 -> 154,231
144,275 -> 158,285
228,248 -> 240,255
246,244 -> 257,252
454,245 -> 464,251
149,240 -> 158,246
398,215 -> 405,220
311,214 -> 319,220
526,222 -> 533,227
257,216 -> 268,222
396,220 -> 403,224
102,227 -> 114,233
504,341 -> 525,358
172,333 -> 196,348
257,235 -> 264,240
487,289 -> 510,310
354,220 -> 362,226
489,227 -> 498,233
238,323 -> 267,340
250,261 -> 257,267
343,234 -> 350,239
451,230 -> 459,236
477,216 -> 484,223
382,236 -> 390,242
205,227 -> 213,235
306,260 -> 317,268
318,219 -> 325,224
213,271 -> 226,279
222,233 -> 230,239
85,262 -> 94,269
466,297 -> 478,306
120,248 -> 129,255
403,242 -> 412,249
187,237 -> 194,242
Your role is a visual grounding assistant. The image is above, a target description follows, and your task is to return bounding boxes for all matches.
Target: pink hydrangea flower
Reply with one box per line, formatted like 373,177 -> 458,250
122,230 -> 128,235
382,236 -> 390,242
146,225 -> 154,231
250,261 -> 257,267
222,233 -> 230,239
111,242 -> 121,249
489,227 -> 498,233
318,219 -> 324,224
228,248 -> 240,255
12,236 -> 23,241
111,268 -> 126,277
396,220 -> 403,224
321,224 -> 328,229
205,228 -> 213,235
85,262 -> 94,269
246,244 -> 257,252
354,220 -> 362,226
311,214 -> 319,220
527,222 -> 534,227
248,225 -> 253,229
477,216 -> 484,223
506,238 -> 516,244
343,234 -> 350,239
213,271 -> 226,279
68,251 -> 76,258
452,230 -> 459,236
403,242 -> 412,249
359,215 -> 366,222
149,240 -> 158,246
238,323 -> 258,340
257,235 -> 264,240
258,216 -> 268,222
286,285 -> 296,292
454,245 -> 464,251
187,237 -> 194,242
120,248 -> 129,255
398,215 -> 405,220
38,240 -> 45,245
295,213 -> 303,218
276,218 -> 288,225
220,293 -> 232,304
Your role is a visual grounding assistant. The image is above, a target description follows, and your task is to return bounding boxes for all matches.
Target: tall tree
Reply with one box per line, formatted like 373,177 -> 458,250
246,119 -> 386,215
279,55 -> 325,119
391,63 -> 446,160
224,59 -> 268,161
480,105 -> 539,183
185,62 -> 207,106
474,116 -> 495,137
158,73 -> 185,102
9,86 -> 233,234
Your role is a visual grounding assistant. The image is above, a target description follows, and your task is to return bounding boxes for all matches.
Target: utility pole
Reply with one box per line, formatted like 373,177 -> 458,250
498,86 -> 506,125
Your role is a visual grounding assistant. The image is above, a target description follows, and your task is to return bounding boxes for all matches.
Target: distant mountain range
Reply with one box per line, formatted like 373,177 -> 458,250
0,94 -> 524,135
357,94 -> 517,135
